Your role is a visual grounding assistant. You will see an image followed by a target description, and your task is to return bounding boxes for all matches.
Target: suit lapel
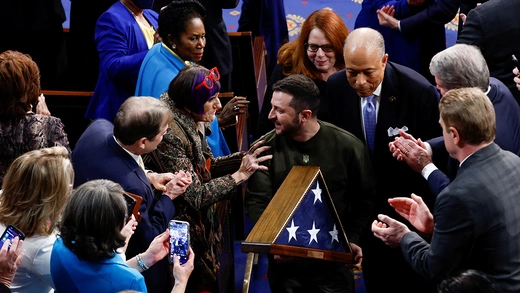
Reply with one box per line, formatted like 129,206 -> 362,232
375,65 -> 401,151
107,136 -> 153,193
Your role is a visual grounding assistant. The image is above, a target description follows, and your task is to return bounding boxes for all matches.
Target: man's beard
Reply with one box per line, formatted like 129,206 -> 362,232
279,115 -> 303,136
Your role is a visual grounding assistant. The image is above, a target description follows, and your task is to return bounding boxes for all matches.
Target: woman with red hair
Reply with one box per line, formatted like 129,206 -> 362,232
255,8 -> 349,137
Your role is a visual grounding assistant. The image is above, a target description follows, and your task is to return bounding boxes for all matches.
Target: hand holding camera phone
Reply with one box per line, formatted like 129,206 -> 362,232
0,225 -> 25,249
169,220 -> 190,264
123,192 -> 142,222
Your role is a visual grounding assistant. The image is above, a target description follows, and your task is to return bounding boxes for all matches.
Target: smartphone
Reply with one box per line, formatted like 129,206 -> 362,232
123,192 -> 143,222
0,225 -> 25,249
169,220 -> 190,264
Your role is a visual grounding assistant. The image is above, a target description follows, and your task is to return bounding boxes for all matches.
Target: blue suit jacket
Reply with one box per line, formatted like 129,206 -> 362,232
51,238 -> 147,293
86,2 -> 158,121
428,77 -> 520,195
402,143 -> 520,292
72,119 -> 174,292
355,0 -> 421,73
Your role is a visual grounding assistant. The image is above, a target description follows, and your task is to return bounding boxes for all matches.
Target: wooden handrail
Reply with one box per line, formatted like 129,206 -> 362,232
41,90 -> 93,97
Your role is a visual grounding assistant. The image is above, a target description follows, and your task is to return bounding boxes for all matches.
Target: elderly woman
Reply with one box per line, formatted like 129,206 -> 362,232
256,8 -> 349,137
136,0 -> 247,157
85,0 -> 158,121
0,51 -> 70,186
0,146 -> 72,293
153,64 -> 271,292
51,179 -> 195,293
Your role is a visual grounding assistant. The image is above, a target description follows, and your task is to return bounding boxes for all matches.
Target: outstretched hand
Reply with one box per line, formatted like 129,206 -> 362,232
371,214 -> 410,248
377,5 -> 399,30
388,194 -> 434,234
232,140 -> 272,184
218,96 -> 250,128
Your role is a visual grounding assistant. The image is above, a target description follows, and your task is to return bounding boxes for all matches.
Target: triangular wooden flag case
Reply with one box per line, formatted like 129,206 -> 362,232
241,166 -> 354,263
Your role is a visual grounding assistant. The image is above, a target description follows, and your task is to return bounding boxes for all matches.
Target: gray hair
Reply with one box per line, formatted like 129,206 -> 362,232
344,28 -> 385,59
429,44 -> 490,92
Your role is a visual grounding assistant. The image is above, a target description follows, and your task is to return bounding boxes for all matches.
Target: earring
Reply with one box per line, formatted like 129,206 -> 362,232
172,44 -> 177,50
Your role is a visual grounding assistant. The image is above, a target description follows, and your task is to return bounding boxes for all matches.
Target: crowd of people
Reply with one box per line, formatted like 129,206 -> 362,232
1,0 -> 520,293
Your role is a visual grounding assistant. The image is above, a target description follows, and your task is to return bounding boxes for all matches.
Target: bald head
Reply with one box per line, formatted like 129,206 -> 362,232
343,28 -> 388,98
343,27 -> 385,60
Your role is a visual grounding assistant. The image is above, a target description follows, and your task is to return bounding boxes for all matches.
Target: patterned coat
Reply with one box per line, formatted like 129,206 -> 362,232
154,96 -> 242,287
0,113 -> 70,185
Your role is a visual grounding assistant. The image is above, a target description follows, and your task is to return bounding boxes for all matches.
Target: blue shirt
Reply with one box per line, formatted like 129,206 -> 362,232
51,238 -> 147,293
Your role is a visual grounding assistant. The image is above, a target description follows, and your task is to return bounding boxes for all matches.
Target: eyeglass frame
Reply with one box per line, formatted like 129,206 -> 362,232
195,67 -> 221,90
305,43 -> 335,53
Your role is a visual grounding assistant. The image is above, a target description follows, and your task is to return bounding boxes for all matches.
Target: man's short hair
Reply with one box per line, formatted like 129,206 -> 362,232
440,87 -> 496,145
430,44 -> 490,92
272,74 -> 320,117
439,270 -> 500,293
113,96 -> 174,145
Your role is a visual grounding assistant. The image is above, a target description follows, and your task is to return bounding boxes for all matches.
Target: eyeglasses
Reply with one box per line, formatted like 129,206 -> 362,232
305,43 -> 334,53
195,67 -> 220,90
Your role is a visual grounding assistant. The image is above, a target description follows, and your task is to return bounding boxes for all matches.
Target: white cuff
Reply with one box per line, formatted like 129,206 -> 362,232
421,163 -> 438,180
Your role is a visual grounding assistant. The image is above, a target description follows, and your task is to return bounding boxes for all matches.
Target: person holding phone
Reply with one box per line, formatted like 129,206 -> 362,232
51,179 -> 193,293
0,237 -> 25,293
0,146 -> 73,293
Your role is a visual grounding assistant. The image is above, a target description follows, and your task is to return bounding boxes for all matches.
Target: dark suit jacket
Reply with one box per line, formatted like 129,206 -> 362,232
324,62 -> 441,292
399,0 -> 483,37
401,143 -> 520,292
85,2 -> 158,121
457,0 -> 520,103
324,62 -> 441,210
427,77 -> 520,195
72,119 -> 175,293
354,0 -> 443,81
0,284 -> 9,293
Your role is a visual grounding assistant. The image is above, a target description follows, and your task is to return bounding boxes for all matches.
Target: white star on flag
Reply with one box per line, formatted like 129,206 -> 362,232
329,224 -> 339,244
312,181 -> 322,204
286,219 -> 299,242
307,221 -> 320,244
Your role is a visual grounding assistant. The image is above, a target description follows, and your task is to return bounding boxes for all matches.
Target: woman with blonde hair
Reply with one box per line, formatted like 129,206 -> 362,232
0,146 -> 73,293
256,8 -> 349,137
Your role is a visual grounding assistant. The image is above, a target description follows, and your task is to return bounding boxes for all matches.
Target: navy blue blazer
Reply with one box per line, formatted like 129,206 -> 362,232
86,2 -> 158,121
428,77 -> 520,195
354,0 -> 439,79
402,143 -> 520,292
72,119 -> 175,293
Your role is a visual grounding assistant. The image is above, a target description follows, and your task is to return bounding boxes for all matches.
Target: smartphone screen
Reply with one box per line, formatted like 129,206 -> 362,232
169,220 -> 190,264
0,225 -> 25,249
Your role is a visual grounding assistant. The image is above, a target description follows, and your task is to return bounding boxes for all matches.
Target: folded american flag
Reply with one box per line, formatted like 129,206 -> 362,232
274,180 -> 348,252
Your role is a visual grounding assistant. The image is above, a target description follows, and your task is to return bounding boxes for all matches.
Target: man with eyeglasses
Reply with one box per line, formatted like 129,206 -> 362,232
72,96 -> 192,293
322,27 -> 442,293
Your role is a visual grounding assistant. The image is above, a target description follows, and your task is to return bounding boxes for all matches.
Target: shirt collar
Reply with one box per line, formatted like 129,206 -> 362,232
113,135 -> 140,164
